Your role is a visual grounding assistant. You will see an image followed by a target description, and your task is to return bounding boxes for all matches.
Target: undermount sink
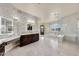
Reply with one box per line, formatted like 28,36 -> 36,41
0,40 -> 3,44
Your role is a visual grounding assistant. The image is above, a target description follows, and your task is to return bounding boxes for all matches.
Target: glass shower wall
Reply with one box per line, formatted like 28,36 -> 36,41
58,12 -> 79,43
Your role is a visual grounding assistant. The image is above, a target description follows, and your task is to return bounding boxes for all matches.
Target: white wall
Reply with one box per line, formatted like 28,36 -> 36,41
43,13 -> 78,42
59,13 -> 78,42
0,4 -> 39,39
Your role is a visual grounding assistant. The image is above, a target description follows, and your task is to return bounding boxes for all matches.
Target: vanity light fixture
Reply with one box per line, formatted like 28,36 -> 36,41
13,16 -> 20,22
27,19 -> 35,24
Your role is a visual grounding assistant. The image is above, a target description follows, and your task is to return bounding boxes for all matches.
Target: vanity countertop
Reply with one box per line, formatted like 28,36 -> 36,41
21,32 -> 39,35
0,35 -> 20,44
0,40 -> 3,45
0,32 -> 39,44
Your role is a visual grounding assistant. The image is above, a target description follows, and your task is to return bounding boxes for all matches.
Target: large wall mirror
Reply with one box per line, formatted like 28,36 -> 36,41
25,19 -> 36,32
27,24 -> 32,31
0,16 -> 13,35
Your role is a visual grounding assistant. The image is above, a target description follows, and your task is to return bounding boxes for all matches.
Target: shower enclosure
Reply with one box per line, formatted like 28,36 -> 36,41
58,12 -> 79,44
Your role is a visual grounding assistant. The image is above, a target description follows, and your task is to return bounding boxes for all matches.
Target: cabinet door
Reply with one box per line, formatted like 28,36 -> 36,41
20,34 -> 39,47
0,44 -> 5,56
20,35 -> 32,47
32,34 -> 39,43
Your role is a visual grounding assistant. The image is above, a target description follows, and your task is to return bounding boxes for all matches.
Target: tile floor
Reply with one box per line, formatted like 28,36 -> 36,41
5,35 -> 79,56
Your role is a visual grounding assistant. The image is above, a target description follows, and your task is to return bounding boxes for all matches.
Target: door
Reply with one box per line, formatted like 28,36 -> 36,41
40,25 -> 45,35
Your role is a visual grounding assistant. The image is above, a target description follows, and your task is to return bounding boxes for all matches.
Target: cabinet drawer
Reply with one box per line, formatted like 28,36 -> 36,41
0,46 -> 4,52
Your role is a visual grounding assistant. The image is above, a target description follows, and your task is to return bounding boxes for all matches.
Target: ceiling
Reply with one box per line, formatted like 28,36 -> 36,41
12,3 -> 79,23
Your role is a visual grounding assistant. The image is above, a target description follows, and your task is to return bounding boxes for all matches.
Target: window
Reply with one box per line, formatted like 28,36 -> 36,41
49,23 -> 62,31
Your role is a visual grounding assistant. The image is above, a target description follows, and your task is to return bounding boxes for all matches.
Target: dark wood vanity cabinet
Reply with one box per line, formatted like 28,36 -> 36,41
0,43 -> 5,56
20,33 -> 39,47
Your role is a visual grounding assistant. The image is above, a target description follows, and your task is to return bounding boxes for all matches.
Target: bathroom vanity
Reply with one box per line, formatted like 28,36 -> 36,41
0,36 -> 20,56
20,33 -> 39,47
0,43 -> 5,56
0,33 -> 39,56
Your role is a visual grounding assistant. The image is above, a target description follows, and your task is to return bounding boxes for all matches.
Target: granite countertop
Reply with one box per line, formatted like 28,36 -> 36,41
0,32 -> 39,44
0,40 -> 3,45
21,31 -> 39,35
0,35 -> 20,44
